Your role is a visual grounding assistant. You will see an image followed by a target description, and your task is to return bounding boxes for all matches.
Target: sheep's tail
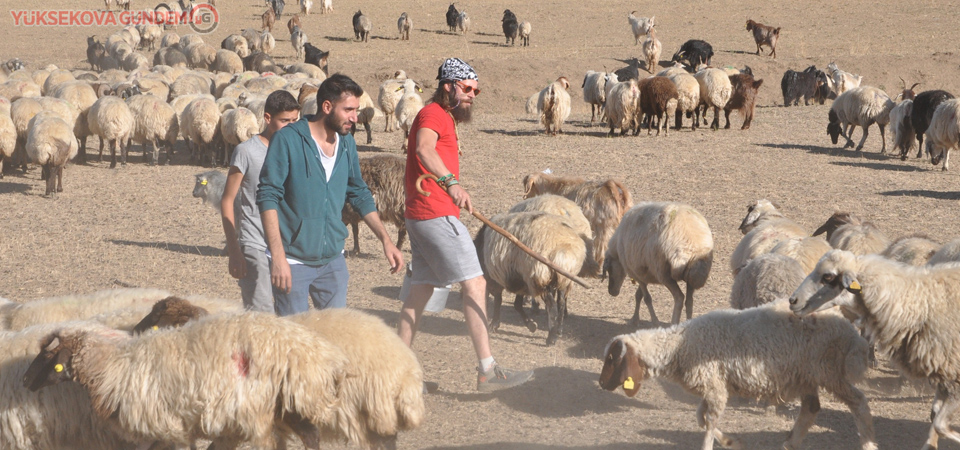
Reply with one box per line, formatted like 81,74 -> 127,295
894,110 -> 916,155
394,369 -> 426,430
682,250 -> 713,290
604,180 -> 633,218
525,92 -> 540,115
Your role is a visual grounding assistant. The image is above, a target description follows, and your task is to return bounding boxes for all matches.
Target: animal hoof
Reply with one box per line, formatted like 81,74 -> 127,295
487,321 -> 501,332
525,321 -> 537,333
545,333 -> 559,346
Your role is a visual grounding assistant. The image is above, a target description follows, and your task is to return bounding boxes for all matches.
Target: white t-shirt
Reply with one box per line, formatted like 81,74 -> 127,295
315,134 -> 339,183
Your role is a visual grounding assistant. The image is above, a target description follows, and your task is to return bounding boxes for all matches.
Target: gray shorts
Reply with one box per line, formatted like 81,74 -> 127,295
406,216 -> 484,287
238,246 -> 274,313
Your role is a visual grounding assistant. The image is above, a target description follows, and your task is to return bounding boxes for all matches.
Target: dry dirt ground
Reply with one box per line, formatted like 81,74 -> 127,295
3,0 -> 960,448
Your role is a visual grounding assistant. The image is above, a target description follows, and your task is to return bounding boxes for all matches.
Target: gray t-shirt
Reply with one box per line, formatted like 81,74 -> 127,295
231,135 -> 268,251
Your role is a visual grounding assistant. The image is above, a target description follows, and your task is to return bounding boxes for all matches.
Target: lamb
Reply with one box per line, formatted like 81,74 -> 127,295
352,91 -> 379,145
890,99 -> 916,160
928,239 -> 960,265
781,65 -> 828,106
353,10 -> 371,43
910,90 -> 954,159
925,98 -> 960,171
394,78 -> 423,153
826,86 -> 895,154
1,288 -> 173,331
456,11 -> 471,35
476,211 -> 586,345
601,303 -> 877,450
788,249 -> 960,450
603,202 -> 713,326
24,113 -> 78,197
378,70 -> 406,132
340,155 -> 406,256
770,236 -> 832,273
605,79 -> 640,136
211,49 -> 244,74
637,76 -> 678,136
668,72 -> 700,130
641,28 -> 662,72
745,19 -> 780,58
398,12 -> 412,40
581,70 -> 616,124
126,94 -> 179,165
730,253 -> 806,309
219,107 -> 259,166
319,0 -> 332,14
508,194 -> 597,277
523,172 -> 633,270
694,67 -> 732,130
291,26 -> 307,60
23,311 -> 347,449
529,76 -> 572,135
730,199 -> 807,275
812,211 -> 890,256
181,96 -> 222,166
723,73 -> 763,130
300,0 -> 312,15
826,62 -> 863,96
881,235 -> 939,266
445,3 -> 459,33
672,39 -> 713,67
627,12 -> 654,45
502,9 -> 519,46
518,21 -> 531,46
87,94 -> 134,168
193,169 -> 227,211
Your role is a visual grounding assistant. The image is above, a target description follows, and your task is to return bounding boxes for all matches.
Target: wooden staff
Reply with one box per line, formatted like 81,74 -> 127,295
416,173 -> 590,288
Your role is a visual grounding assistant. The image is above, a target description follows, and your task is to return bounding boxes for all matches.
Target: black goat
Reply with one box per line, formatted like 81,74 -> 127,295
780,65 -> 827,106
910,90 -> 955,159
671,40 -> 713,68
303,43 -> 329,73
86,36 -> 105,71
446,4 -> 459,33
271,0 -> 284,17
502,9 -> 519,46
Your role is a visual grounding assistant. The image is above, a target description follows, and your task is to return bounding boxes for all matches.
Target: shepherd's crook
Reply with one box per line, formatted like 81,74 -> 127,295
416,173 -> 590,288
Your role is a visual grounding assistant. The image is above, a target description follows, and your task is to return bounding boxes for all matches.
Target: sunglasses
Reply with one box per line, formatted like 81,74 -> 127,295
455,81 -> 481,95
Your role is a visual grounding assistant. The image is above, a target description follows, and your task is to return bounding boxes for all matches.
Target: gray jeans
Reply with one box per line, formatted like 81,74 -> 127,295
238,246 -> 274,313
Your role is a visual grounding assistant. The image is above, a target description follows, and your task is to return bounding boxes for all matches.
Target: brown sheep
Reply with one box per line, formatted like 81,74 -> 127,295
724,73 -> 763,130
342,155 -> 406,256
262,8 -> 276,32
522,173 -> 633,270
288,14 -> 302,34
637,76 -> 679,136
133,296 -> 210,333
745,20 -> 779,58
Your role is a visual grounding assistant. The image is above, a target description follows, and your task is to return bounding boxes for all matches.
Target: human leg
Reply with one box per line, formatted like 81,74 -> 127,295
239,246 -> 275,313
398,283 -> 434,347
308,253 -> 349,310
272,263 -> 314,316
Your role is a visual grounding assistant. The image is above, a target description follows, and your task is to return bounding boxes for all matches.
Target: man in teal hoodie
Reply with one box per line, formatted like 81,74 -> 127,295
257,74 -> 404,315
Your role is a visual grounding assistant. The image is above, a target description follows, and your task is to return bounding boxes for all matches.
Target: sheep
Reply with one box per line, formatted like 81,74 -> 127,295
243,28 -> 264,53
928,239 -> 960,266
502,9 -> 519,46
352,91 -> 379,145
303,43 -> 330,73
910,90 -> 955,159
812,211 -> 891,256
827,86 -> 895,154
291,26 -> 307,60
301,0 -> 312,15
476,211 -> 586,345
353,10 -> 372,43
184,42 -> 217,70
925,98 -> 960,171
668,72 -> 700,131
319,0 -> 332,14
270,0 -> 285,17
41,69 -> 74,97
394,78 -> 423,153
770,236 -> 831,273
244,52 -> 277,73
340,155 -> 406,257
518,21 -> 532,46
603,202 -> 713,326
261,31 -> 276,55
641,28 -> 662,72
262,7 -> 276,31
627,12 -> 654,45
745,19 -> 780,57
153,47 -> 188,68
723,73 -> 763,130
445,3 -> 459,33
890,99 -> 916,160
25,113 -> 79,196
509,194 -> 597,278
87,94 -> 134,168
171,72 -> 215,98
637,76 -> 678,136
826,62 -> 863,95
287,62 -> 326,81
23,311 -> 347,450
1,288 -> 174,331
220,107 -> 259,166
601,303 -> 877,450
182,96 -> 221,165
581,70 -> 615,124
126,94 -> 179,165
136,24 -> 162,50
730,253 -> 806,309
221,34 -> 251,58
0,111 -> 14,178
0,79 -> 41,102
160,32 -> 180,49
788,249 -> 960,450
605,79 -> 640,136
133,76 -> 171,100
881,234 -> 939,266
287,14 -> 302,34
193,169 -> 227,211
781,65 -> 828,106
694,67 -> 732,130
522,172 -> 632,271
209,49 -> 244,76
378,70 -> 406,132
50,80 -> 98,164
529,76 -> 572,136
672,39 -> 714,67
397,12 -> 412,40
86,36 -> 105,71
730,199 -> 807,275
121,52 -> 150,72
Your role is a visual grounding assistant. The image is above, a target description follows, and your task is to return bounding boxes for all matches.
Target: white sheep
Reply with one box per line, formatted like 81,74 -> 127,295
581,70 -> 616,124
509,194 -> 597,277
221,34 -> 250,58
812,211 -> 890,256
627,12 -> 654,45
24,312 -> 347,449
928,239 -> 960,265
826,62 -> 863,95
656,62 -> 689,78
770,235 -> 832,273
730,253 -> 806,309
925,98 -> 960,171
0,80 -> 41,102
87,95 -> 134,168
668,72 -> 700,131
477,211 -> 586,345
0,111 -> 15,177
136,24 -> 162,50
397,13 -> 412,40
211,49 -> 244,74
160,32 -> 181,49
605,79 -> 640,136
378,70 -> 407,132
1,288 -> 172,331
261,31 -> 276,55
286,62 -> 327,81
320,0 -> 333,14
126,94 -> 179,165
456,11 -> 471,35
291,27 -> 307,60
242,28 -> 263,53
40,69 -> 74,96
394,78 -> 423,153
170,72 -> 214,98
301,0 -> 313,14
603,202 -> 713,326
25,112 -> 79,196
881,234 -> 939,266
354,91 -> 380,145
184,42 -> 217,70
518,21 -> 532,46
50,80 -> 98,163
133,76 -> 171,101
529,76 -> 572,136
181,96 -> 222,165
889,98 -> 916,160
601,302 -> 876,450
220,106 -> 259,165
827,86 -> 895,154
178,33 -> 205,51
789,249 -> 960,450
694,67 -> 732,130
641,28 -> 662,73
730,199 -> 806,274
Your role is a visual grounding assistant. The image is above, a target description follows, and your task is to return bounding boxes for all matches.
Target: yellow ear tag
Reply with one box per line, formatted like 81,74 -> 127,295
152,325 -> 159,331
200,180 -> 207,186
623,377 -> 635,390
54,364 -> 64,373
849,281 -> 861,290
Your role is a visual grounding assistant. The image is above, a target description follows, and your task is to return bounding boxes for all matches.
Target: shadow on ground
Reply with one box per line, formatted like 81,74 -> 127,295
108,240 -> 225,256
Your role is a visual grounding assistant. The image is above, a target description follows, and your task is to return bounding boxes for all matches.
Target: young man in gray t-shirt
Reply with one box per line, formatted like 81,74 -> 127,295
220,91 -> 301,311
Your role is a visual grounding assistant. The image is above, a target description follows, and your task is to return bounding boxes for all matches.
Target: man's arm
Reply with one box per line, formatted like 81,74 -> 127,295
343,144 -> 404,274
257,131 -> 292,293
361,212 -> 404,274
220,167 -> 246,280
260,209 -> 292,293
414,127 -> 473,213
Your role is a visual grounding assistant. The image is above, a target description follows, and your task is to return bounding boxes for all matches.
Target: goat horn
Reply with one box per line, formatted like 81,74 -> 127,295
910,83 -> 921,90
899,76 -> 906,89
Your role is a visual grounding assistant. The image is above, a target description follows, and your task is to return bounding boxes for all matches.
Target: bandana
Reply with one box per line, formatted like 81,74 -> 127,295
436,58 -> 478,82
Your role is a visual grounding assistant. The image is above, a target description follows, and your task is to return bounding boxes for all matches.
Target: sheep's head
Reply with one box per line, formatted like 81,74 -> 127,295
134,297 -> 209,334
598,337 -> 646,397
557,77 -> 570,90
738,199 -> 777,234
929,140 -> 945,167
521,173 -> 542,199
601,255 -> 626,296
193,173 -> 213,198
812,211 -> 859,240
790,249 -> 861,316
827,109 -> 842,144
22,332 -> 80,391
898,77 -> 920,101
745,20 -> 755,31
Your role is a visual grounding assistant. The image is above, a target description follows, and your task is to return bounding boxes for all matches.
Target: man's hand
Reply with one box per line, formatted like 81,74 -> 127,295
447,184 -> 473,214
227,244 -> 247,279
382,241 -> 405,274
270,256 -> 292,293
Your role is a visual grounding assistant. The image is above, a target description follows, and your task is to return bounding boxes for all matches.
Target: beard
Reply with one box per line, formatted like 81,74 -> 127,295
324,113 -> 352,136
448,89 -> 473,123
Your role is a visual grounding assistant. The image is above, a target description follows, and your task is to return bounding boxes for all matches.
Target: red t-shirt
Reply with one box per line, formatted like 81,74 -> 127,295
405,102 -> 461,220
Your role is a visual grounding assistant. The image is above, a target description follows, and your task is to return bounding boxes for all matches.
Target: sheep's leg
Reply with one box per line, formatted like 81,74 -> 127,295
723,108 -> 732,129
664,279 -> 686,325
842,124 -> 856,148
514,294 -> 537,332
684,286 -> 695,320
98,137 -> 105,162
109,139 -> 118,168
784,394 -> 820,449
711,106 -> 720,130
401,129 -> 408,153
120,137 -> 128,166
855,122 -> 872,153
918,133 -> 925,158
831,381 -> 877,450
56,166 -> 63,193
487,286 -> 504,331
925,385 -> 960,449
44,164 -> 56,196
943,148 -> 952,171
347,221 -> 360,255
877,123 -> 887,154
544,290 -> 561,346
77,135 -> 88,164
923,384 -> 950,450
396,224 -> 406,249
364,122 -> 373,144
697,397 -> 738,450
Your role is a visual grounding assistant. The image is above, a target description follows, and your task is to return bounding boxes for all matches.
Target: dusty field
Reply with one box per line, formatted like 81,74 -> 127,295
3,0 -> 960,448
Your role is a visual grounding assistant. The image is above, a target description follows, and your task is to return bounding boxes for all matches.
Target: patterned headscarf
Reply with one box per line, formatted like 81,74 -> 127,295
436,57 -> 478,82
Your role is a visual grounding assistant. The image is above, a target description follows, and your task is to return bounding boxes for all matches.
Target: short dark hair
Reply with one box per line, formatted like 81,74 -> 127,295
315,74 -> 364,114
264,90 -> 300,116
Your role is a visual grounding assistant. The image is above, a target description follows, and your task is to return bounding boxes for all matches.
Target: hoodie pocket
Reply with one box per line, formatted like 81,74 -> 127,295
290,218 -> 323,259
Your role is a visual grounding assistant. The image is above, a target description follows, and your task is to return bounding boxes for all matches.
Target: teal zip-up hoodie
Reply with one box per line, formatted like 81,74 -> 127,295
256,116 -> 377,265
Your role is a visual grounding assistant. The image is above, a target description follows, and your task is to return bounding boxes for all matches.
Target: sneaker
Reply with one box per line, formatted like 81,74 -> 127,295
476,364 -> 534,392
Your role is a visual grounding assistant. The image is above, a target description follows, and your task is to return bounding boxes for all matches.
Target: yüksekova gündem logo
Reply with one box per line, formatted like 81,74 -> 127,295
11,2 -> 219,34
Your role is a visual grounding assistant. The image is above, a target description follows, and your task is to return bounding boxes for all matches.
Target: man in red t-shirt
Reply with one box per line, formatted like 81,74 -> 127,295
399,58 -> 533,392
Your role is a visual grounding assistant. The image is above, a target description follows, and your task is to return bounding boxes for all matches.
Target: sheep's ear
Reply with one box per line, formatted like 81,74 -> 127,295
841,273 -> 861,294
753,79 -> 763,89
23,333 -> 72,392
599,339 -> 644,397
